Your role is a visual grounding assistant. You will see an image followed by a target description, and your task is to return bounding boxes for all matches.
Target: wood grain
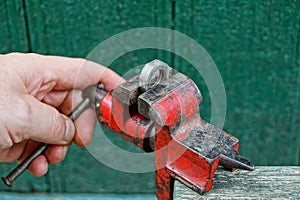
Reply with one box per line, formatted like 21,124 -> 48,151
0,0 -> 173,194
174,0 -> 300,166
0,0 -> 28,52
0,0 -> 299,195
0,192 -> 155,200
174,166 -> 300,199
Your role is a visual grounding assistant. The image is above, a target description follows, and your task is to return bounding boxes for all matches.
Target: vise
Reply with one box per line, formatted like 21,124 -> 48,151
95,60 -> 254,199
2,60 -> 253,199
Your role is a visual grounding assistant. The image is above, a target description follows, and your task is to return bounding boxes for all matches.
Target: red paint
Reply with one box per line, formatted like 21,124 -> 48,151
155,127 -> 174,200
98,93 -> 153,149
95,73 -> 242,200
150,80 -> 201,127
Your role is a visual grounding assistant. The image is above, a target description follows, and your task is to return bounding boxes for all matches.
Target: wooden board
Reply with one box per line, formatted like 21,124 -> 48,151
0,0 -> 300,195
0,0 -> 29,52
0,193 -> 155,200
174,0 -> 300,166
174,166 -> 300,199
0,0 -> 173,194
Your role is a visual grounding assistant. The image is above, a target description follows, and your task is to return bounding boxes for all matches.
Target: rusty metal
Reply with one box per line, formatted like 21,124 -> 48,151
1,85 -> 98,187
1,143 -> 48,187
96,60 -> 254,199
139,59 -> 171,91
2,60 -> 254,200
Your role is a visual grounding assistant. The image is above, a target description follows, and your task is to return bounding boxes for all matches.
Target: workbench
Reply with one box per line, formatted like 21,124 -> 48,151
1,167 -> 298,199
174,166 -> 300,199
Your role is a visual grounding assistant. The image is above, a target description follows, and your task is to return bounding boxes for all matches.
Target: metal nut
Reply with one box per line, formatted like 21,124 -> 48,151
139,59 -> 171,91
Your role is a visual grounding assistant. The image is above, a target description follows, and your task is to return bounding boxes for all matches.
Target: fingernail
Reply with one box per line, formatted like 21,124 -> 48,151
37,160 -> 48,177
62,145 -> 69,155
42,161 -> 48,174
63,116 -> 75,142
61,145 -> 69,160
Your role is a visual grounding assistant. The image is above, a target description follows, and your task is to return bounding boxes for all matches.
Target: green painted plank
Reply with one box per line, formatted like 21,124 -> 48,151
0,0 -> 46,192
24,0 -> 173,58
1,0 -> 300,195
174,0 -> 300,166
0,192 -> 156,200
0,0 -> 28,52
0,0 -> 173,194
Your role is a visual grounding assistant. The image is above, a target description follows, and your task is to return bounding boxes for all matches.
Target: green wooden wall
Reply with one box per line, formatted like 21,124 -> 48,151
0,0 -> 299,195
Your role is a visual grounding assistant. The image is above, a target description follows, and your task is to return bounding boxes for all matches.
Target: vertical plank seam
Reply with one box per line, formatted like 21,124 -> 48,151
171,0 -> 176,30
22,1 -> 51,190
154,0 -> 158,27
3,0 -> 12,51
21,0 -> 32,52
294,18 -> 300,165
171,0 -> 176,68
191,0 -> 195,36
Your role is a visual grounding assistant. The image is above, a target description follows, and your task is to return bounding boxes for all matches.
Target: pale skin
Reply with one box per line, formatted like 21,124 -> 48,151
0,53 -> 123,177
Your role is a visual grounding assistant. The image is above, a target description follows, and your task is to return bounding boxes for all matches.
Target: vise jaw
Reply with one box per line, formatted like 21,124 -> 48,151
97,60 -> 254,200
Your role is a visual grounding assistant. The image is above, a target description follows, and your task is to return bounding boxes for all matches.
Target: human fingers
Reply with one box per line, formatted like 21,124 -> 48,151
0,141 -> 27,162
44,144 -> 70,164
58,90 -> 96,147
4,95 -> 76,146
42,90 -> 69,108
28,155 -> 48,177
16,141 -> 69,176
44,90 -> 96,147
8,53 -> 123,92
73,108 -> 96,147
15,140 -> 48,177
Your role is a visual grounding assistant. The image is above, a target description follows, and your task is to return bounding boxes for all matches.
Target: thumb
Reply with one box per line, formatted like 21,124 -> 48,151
19,95 -> 75,144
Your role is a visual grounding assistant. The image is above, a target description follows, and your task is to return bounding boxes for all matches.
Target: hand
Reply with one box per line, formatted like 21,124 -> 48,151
0,53 -> 123,177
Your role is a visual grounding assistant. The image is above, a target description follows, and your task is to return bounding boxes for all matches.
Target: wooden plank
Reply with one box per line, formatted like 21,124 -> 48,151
0,192 -> 155,200
174,166 -> 300,199
1,0 -> 300,195
0,0 -> 173,194
174,0 -> 300,166
24,0 -> 173,58
0,0 -> 47,192
0,0 -> 29,53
